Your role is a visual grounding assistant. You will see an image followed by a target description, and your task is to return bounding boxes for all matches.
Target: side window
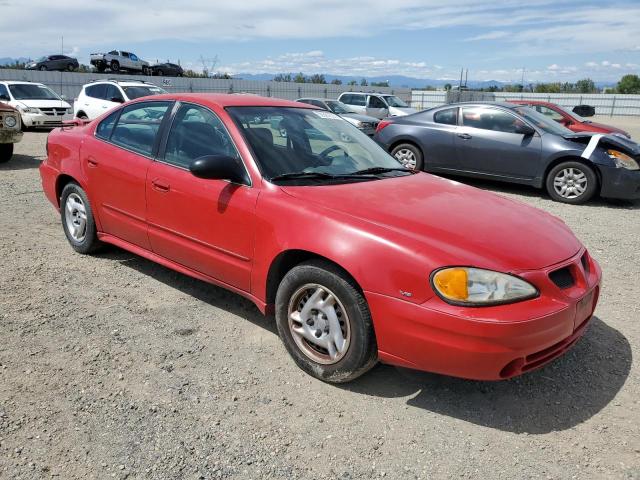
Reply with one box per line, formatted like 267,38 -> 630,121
130,53 -> 138,61
311,100 -> 327,109
350,95 -> 366,106
121,52 -> 130,58
367,96 -> 386,108
95,110 -> 119,140
85,84 -> 106,99
0,84 -> 9,99
434,108 -> 458,125
105,85 -> 124,102
536,105 -> 564,122
164,104 -> 238,170
340,94 -> 353,104
461,107 -> 520,134
110,102 -> 171,156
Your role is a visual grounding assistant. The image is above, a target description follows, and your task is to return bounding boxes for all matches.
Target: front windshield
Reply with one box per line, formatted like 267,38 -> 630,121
382,95 -> 409,108
36,56 -> 47,62
227,106 -> 407,183
553,104 -> 587,122
326,101 -> 354,114
122,85 -> 167,100
9,84 -> 61,100
513,106 -> 574,135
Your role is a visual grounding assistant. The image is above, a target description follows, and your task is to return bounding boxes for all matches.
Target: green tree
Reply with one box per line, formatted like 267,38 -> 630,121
347,80 -> 357,86
294,72 -> 307,83
616,74 -> 640,94
575,78 -> 597,93
443,83 -> 452,91
371,81 -> 389,87
309,73 -> 326,84
273,73 -> 292,82
360,78 -> 368,86
331,79 -> 342,85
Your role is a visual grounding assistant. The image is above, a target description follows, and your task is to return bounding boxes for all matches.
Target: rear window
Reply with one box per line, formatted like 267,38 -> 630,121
434,108 -> 458,125
85,84 -> 107,100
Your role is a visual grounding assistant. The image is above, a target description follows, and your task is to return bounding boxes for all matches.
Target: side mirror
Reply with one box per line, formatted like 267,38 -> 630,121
190,155 -> 248,184
515,124 -> 535,136
111,97 -> 124,103
0,94 -> 9,101
60,94 -> 67,101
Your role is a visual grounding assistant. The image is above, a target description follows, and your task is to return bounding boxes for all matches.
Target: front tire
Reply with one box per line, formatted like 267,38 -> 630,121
110,60 -> 120,73
60,183 -> 101,254
39,65 -> 47,71
0,143 -> 13,163
546,161 -> 598,204
275,260 -> 378,383
391,143 -> 424,171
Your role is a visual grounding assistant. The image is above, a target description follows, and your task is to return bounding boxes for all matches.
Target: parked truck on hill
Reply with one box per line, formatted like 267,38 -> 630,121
90,50 -> 150,75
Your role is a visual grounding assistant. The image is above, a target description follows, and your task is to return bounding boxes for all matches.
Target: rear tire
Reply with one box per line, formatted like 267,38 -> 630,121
76,112 -> 88,120
0,144 -> 13,163
391,143 -> 424,171
110,60 -> 120,73
60,183 -> 102,254
275,260 -> 378,383
38,65 -> 47,71
67,63 -> 75,72
157,69 -> 164,76
546,161 -> 598,204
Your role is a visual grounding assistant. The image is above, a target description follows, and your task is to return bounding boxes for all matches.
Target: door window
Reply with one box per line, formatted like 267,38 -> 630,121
347,95 -> 366,106
434,108 -> 458,125
105,84 -> 124,102
461,107 -> 521,134
110,102 -> 171,156
85,84 -> 107,100
164,103 -> 239,170
368,96 -> 387,108
0,84 -> 9,99
534,105 -> 565,122
95,110 -> 119,140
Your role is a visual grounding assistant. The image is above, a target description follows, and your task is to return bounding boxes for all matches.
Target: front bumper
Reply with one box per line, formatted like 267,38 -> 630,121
0,129 -> 23,144
598,164 -> 640,200
367,250 -> 602,380
21,112 -> 73,128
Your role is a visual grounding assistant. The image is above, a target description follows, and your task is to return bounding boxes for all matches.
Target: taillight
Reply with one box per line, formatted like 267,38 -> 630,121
376,120 -> 392,133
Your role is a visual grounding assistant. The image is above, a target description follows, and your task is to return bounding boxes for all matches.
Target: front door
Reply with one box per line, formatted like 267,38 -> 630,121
454,106 -> 542,180
84,101 -> 172,248
146,102 -> 257,291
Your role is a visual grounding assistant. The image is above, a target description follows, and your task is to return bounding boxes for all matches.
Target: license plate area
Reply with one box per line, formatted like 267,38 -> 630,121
575,288 -> 595,330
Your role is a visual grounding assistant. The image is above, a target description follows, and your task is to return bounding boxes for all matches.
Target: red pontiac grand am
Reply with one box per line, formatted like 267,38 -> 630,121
40,94 -> 602,383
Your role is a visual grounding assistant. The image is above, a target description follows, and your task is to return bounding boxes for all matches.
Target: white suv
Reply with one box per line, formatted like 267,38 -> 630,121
74,80 -> 167,120
337,92 -> 416,119
0,81 -> 72,128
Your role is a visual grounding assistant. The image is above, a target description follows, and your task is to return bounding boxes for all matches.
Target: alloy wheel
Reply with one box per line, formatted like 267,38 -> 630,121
553,167 -> 587,199
65,193 -> 87,242
394,148 -> 417,170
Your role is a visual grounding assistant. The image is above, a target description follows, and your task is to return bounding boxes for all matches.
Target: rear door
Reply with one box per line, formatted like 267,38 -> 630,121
343,94 -> 367,115
82,84 -> 110,119
84,101 -> 172,248
454,106 -> 542,180
146,102 -> 257,290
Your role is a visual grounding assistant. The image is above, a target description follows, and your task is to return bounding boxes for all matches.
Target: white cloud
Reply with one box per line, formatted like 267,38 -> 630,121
547,64 -> 560,71
464,30 -> 510,41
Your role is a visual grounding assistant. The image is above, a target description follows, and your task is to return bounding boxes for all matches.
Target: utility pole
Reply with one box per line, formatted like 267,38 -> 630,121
521,67 -> 525,91
464,69 -> 468,88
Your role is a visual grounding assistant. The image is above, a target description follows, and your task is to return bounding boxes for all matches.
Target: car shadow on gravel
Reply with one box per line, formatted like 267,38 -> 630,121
342,317 -> 631,434
0,153 -> 42,171
96,249 -> 276,333
442,175 -> 640,210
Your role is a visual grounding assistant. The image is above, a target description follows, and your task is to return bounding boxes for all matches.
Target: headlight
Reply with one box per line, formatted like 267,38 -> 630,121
3,115 -> 17,128
17,105 -> 40,114
431,267 -> 538,306
607,150 -> 639,170
354,121 -> 364,128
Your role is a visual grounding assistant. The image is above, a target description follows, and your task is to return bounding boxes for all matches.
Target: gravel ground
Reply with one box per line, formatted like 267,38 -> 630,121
1,131 -> 639,480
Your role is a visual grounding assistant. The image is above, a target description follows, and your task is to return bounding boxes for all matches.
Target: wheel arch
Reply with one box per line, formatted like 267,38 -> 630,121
542,156 -> 601,192
265,249 -> 363,307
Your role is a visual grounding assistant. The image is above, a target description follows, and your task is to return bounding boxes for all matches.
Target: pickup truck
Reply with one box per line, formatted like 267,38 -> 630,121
90,50 -> 150,75
0,103 -> 23,163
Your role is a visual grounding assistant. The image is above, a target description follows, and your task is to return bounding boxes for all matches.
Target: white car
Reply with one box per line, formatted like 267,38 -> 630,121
0,81 -> 72,128
74,79 -> 167,120
337,92 -> 417,119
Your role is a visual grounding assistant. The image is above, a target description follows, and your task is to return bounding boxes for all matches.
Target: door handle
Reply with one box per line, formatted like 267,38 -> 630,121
457,133 -> 472,140
87,157 -> 98,168
152,179 -> 170,192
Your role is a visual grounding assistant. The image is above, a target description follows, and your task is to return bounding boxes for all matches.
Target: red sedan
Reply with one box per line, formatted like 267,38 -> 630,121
509,100 -> 631,138
40,94 -> 601,382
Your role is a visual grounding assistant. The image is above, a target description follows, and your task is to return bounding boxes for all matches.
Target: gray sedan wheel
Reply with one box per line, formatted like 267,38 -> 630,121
391,143 -> 423,171
546,161 -> 597,204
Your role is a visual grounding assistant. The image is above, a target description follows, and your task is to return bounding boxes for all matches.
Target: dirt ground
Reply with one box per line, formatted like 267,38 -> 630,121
1,131 -> 639,480
592,115 -> 640,140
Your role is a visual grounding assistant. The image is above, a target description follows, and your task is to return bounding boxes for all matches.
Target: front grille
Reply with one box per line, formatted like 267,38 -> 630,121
40,108 -> 68,116
549,267 -> 575,289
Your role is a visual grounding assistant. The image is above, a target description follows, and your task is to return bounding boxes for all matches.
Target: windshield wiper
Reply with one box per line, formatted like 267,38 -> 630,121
350,167 -> 415,175
270,171 -> 374,182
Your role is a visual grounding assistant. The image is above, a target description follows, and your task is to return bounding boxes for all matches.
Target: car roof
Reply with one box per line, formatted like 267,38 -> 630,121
509,100 -> 554,106
438,101 -> 519,109
297,97 -> 331,102
137,93 -> 319,109
85,79 -> 155,87
0,81 -> 44,85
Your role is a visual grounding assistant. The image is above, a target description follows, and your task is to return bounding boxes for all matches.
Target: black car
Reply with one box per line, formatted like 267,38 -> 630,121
375,102 -> 640,204
151,63 -> 183,77
25,55 -> 79,72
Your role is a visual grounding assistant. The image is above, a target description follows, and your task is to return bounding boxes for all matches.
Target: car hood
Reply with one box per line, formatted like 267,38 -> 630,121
563,131 -> 640,156
280,173 -> 581,271
388,106 -> 417,116
340,113 -> 379,123
580,120 -> 628,136
16,99 -> 71,109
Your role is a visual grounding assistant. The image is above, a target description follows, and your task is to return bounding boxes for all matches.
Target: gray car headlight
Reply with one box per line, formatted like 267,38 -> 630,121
607,150 -> 639,170
3,115 -> 17,128
431,267 -> 538,306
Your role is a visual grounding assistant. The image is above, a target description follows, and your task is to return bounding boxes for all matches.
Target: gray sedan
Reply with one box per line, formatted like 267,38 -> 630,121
296,98 -> 379,136
375,102 -> 640,204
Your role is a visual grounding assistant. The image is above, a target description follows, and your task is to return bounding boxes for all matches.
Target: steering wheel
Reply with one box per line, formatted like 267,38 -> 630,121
319,144 -> 348,160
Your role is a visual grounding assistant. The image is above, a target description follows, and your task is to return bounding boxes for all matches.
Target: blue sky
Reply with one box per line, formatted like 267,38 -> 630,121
1,0 -> 639,83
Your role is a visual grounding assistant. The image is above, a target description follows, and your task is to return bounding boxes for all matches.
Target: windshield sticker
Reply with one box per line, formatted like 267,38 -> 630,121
312,110 -> 340,120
